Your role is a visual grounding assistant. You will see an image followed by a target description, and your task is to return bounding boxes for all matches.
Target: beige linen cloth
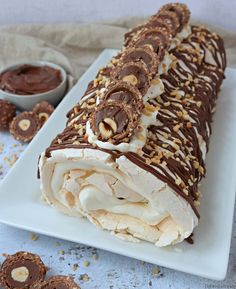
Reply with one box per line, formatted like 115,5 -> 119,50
0,18 -> 235,89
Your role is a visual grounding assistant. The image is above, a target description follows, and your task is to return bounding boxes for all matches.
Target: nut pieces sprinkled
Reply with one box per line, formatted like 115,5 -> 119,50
42,2 -> 225,218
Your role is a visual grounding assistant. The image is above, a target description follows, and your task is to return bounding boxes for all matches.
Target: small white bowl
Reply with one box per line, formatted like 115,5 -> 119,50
0,61 -> 67,110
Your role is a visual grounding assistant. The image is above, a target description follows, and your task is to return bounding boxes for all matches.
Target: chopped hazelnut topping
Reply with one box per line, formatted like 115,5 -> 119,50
187,122 -> 192,128
173,124 -> 180,132
175,178 -> 182,185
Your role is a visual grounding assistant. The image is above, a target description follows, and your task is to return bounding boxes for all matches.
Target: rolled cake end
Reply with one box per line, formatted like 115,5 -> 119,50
39,148 -> 198,247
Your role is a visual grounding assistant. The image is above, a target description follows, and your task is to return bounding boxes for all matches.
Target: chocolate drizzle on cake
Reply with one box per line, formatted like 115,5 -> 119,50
43,3 -> 226,218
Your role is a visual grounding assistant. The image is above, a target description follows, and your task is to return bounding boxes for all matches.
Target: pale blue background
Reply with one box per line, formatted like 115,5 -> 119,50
0,0 -> 235,31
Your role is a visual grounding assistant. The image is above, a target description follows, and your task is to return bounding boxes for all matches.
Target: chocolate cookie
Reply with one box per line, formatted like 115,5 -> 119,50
0,251 -> 47,289
9,111 -> 40,142
32,101 -> 54,127
32,275 -> 80,289
0,99 -> 16,131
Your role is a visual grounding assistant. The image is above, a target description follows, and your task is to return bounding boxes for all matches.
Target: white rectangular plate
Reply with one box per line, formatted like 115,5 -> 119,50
0,49 -> 236,280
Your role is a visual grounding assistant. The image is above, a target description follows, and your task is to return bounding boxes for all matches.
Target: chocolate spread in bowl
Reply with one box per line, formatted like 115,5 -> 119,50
0,64 -> 62,95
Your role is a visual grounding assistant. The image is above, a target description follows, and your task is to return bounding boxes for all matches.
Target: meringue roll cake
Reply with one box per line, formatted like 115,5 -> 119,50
39,3 -> 226,247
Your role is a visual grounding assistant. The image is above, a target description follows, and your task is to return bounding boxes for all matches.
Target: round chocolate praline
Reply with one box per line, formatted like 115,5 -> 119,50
120,47 -> 159,76
9,111 -> 39,142
159,3 -> 190,31
32,275 -> 80,289
0,99 -> 16,131
151,11 -> 180,37
124,24 -> 147,47
32,101 -> 54,127
113,62 -> 150,95
103,81 -> 143,113
91,101 -> 138,143
132,36 -> 166,60
147,18 -> 173,34
0,251 -> 47,289
138,27 -> 171,51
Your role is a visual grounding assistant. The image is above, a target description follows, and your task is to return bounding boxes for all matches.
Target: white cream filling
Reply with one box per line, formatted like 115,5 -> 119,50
144,78 -> 165,102
157,51 -> 175,75
39,148 -> 198,246
170,24 -> 191,50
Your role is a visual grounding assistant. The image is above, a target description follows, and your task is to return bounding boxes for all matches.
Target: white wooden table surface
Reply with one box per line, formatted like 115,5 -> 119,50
0,131 -> 236,289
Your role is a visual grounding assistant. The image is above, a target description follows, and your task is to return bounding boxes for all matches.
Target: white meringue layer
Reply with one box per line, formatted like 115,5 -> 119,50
39,148 -> 198,247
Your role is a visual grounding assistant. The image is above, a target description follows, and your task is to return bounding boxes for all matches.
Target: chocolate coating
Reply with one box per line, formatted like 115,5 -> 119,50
154,10 -> 180,36
124,3 -> 189,47
124,24 -> 147,47
103,81 -> 143,112
32,275 -> 80,289
113,62 -> 150,95
120,47 -> 159,76
159,3 -> 190,32
0,99 -> 16,130
42,4 -> 226,218
138,27 -> 171,53
91,101 -> 138,143
0,64 -> 62,95
32,101 -> 54,127
10,112 -> 39,142
132,37 -> 165,59
0,251 -> 46,289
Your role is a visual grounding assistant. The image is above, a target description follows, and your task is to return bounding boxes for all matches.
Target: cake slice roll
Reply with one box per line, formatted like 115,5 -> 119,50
39,3 -> 226,247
